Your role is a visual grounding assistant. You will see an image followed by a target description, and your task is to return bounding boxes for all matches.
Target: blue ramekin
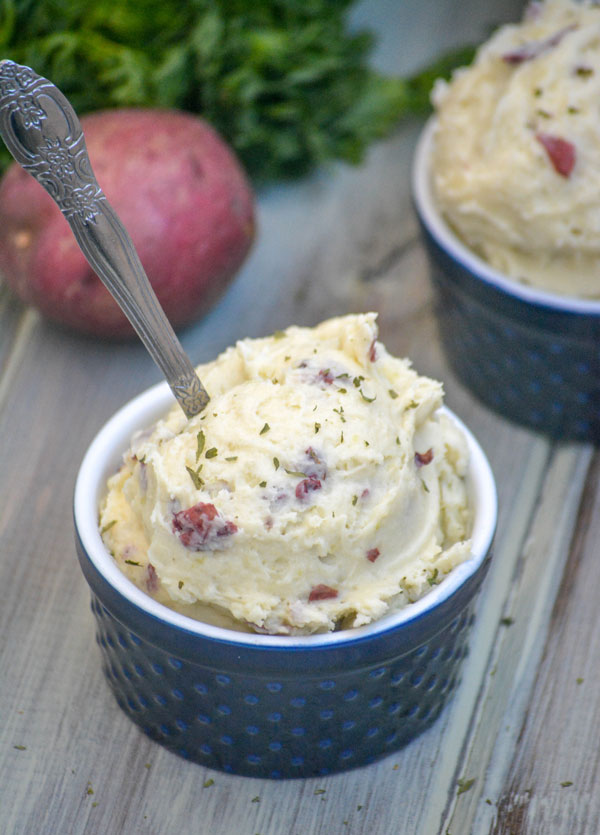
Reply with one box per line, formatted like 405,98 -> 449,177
74,379 -> 497,779
413,119 -> 600,443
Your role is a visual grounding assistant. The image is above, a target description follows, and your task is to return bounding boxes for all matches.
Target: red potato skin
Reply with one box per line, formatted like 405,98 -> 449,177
0,109 -> 256,338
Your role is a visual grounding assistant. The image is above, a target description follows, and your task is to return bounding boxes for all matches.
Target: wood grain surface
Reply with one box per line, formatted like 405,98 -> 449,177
8,2 -> 600,834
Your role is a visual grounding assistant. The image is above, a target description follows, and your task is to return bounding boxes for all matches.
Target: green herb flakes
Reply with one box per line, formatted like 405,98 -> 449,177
196,430 -> 205,461
427,568 -> 439,586
251,796 -> 261,803
100,520 -> 117,534
225,456 -> 238,462
421,479 -> 430,493
13,744 -> 26,751
205,447 -> 218,459
186,466 -> 204,489
273,330 -> 286,340
352,495 -> 358,506
353,376 -> 364,388
456,778 -> 475,796
314,788 -> 326,795
360,389 -> 376,403
577,677 -> 584,685
388,389 -> 399,399
315,422 -> 321,434
260,423 -> 270,435
259,481 -> 267,488
124,559 -> 141,566
500,617 -> 515,627
561,781 -> 574,788
285,468 -> 308,478
178,580 -> 184,589
203,778 -> 214,788
273,457 -> 280,470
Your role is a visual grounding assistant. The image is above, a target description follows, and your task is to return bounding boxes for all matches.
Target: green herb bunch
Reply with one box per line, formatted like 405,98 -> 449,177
0,0 -> 474,181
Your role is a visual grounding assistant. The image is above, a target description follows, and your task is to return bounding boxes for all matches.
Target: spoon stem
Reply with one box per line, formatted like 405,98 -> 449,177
0,59 -> 209,418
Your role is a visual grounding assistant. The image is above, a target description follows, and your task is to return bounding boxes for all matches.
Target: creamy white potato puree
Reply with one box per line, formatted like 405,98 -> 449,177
432,0 -> 600,297
100,314 -> 471,635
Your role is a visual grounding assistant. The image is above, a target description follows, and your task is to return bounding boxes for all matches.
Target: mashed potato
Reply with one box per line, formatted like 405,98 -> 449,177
100,314 -> 471,635
432,0 -> 600,297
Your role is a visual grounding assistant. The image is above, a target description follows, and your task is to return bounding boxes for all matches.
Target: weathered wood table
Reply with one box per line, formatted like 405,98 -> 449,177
4,2 -> 598,832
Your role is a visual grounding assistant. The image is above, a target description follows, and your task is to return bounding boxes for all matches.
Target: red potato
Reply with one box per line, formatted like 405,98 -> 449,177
0,108 -> 256,338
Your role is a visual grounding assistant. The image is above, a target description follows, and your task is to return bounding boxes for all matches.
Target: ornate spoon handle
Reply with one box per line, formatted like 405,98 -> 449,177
0,60 -> 209,418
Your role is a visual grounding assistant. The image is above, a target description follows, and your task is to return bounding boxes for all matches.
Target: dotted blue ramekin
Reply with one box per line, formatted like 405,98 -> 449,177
74,380 -> 497,779
413,119 -> 600,443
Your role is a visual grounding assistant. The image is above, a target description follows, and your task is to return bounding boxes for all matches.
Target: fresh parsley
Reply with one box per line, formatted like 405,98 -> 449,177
0,2 -> 476,181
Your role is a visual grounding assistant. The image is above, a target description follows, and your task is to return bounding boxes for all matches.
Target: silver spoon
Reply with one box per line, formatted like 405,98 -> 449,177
0,59 -> 210,418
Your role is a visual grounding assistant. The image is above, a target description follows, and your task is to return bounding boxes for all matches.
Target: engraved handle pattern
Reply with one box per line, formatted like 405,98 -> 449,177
0,60 -> 209,418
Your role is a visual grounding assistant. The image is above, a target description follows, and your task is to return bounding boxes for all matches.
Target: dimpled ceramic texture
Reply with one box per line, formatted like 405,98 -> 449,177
413,120 -> 600,443
78,552 -> 484,779
74,377 -> 496,779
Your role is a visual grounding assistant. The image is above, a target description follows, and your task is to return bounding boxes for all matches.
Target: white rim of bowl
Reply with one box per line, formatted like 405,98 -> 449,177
412,117 -> 600,316
74,380 -> 497,649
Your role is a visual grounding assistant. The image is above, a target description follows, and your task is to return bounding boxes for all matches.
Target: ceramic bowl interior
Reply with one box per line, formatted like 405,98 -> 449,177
74,380 -> 497,778
413,119 -> 600,442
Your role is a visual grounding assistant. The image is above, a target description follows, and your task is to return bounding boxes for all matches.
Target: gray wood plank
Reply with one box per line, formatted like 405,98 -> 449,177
441,444 -> 593,835
488,452 -> 600,835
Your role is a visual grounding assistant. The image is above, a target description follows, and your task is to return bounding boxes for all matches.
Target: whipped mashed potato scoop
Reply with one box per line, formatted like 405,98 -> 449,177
100,314 -> 471,635
431,0 -> 600,297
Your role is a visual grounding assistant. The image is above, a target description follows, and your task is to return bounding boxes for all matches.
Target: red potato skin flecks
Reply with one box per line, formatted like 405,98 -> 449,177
0,109 -> 256,338
172,501 -> 238,551
501,24 -> 576,65
366,548 -> 380,563
415,448 -> 434,467
145,563 -> 159,593
308,584 -> 338,602
295,476 -> 322,500
535,132 -> 576,178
